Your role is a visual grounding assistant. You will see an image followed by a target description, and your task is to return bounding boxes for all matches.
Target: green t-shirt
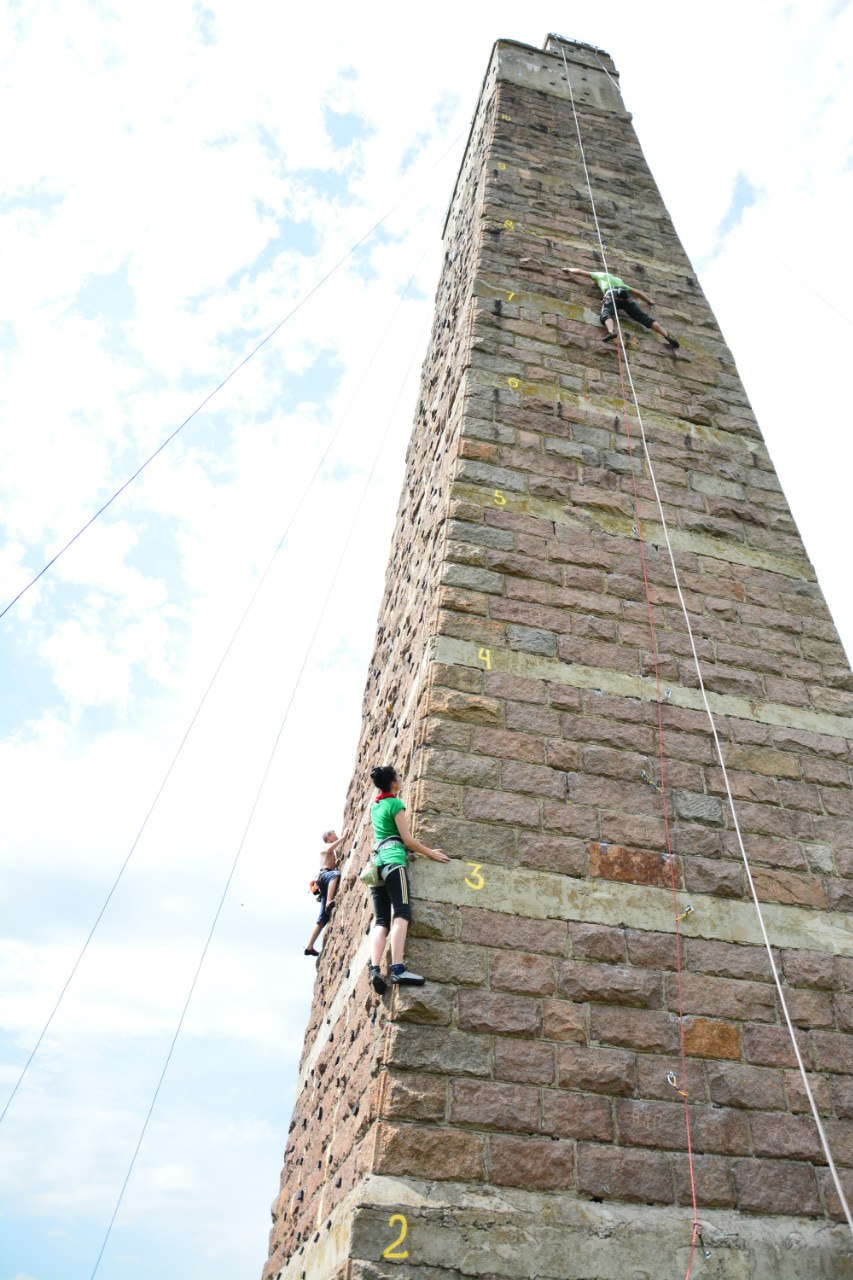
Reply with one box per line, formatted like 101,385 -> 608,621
590,271 -> 628,294
371,796 -> 407,866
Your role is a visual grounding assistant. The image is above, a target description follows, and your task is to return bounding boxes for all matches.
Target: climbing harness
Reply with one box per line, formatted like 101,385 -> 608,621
558,41 -> 853,1248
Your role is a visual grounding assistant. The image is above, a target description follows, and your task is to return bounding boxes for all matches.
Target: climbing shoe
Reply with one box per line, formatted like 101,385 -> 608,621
304,947 -> 319,957
665,336 -> 680,349
369,964 -> 387,995
390,965 -> 425,986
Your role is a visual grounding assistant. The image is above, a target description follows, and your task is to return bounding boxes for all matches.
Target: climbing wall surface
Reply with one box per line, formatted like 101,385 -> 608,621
263,37 -> 853,1280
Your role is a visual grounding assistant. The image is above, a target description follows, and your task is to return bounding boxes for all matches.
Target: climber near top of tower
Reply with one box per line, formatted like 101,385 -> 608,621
521,256 -> 680,349
366,763 -> 449,994
564,265 -> 680,348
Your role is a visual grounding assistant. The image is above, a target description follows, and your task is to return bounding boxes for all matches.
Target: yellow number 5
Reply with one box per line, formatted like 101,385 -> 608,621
383,1213 -> 409,1260
465,863 -> 485,891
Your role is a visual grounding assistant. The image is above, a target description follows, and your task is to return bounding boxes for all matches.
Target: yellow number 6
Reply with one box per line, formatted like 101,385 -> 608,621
465,863 -> 485,891
383,1213 -> 409,1260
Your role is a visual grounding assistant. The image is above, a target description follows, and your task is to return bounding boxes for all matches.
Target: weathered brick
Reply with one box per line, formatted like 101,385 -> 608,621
672,973 -> 776,1023
543,999 -> 586,1044
450,1080 -> 540,1133
742,1022 -> 812,1070
458,990 -> 542,1036
577,1143 -> 673,1204
684,937 -> 774,983
588,840 -> 675,888
682,1018 -> 741,1060
558,959 -> 662,1008
460,907 -> 566,953
591,1007 -> 679,1054
544,1092 -> 613,1142
733,1158 -> 821,1216
706,1061 -> 786,1111
673,790 -> 725,826
491,950 -> 556,995
489,1135 -> 575,1189
391,981 -> 454,1025
751,867 -> 827,908
781,950 -> 839,990
463,786 -> 541,827
384,1025 -> 491,1078
517,832 -> 587,876
673,1153 -> 735,1208
750,1112 -> 824,1162
427,688 -> 504,724
371,1121 -> 484,1181
493,1037 -> 555,1084
379,1072 -> 447,1122
557,1044 -> 636,1096
570,921 -> 627,963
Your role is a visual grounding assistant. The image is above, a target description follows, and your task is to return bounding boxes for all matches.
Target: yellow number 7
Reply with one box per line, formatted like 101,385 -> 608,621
383,1213 -> 409,1260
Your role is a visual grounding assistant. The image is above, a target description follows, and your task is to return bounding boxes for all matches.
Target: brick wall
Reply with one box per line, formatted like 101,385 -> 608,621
263,37 -> 853,1279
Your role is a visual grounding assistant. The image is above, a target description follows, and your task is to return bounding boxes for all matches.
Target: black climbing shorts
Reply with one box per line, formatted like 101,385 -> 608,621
371,864 -> 412,928
600,288 -> 653,329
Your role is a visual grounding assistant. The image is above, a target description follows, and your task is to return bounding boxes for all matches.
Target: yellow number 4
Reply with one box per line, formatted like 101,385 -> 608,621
383,1213 -> 409,1260
478,646 -> 492,670
465,863 -> 485,891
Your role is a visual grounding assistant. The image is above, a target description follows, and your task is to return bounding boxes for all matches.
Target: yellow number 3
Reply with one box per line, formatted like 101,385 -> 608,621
465,863 -> 485,891
383,1213 -> 409,1260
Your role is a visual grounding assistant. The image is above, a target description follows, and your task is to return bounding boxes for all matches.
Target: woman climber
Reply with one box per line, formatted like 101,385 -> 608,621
367,764 -> 449,994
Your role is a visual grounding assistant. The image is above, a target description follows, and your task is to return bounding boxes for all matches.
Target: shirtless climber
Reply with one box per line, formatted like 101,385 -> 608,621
563,266 -> 680,348
304,830 -> 345,956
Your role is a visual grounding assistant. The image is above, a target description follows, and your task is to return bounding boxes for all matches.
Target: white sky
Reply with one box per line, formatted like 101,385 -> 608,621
1,2 -> 851,1278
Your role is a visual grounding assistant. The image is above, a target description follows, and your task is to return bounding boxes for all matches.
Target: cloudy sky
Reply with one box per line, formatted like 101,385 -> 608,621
1,2 -> 851,1278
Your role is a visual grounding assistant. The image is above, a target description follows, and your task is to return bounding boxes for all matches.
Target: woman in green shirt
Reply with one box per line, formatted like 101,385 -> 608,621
367,764 -> 449,994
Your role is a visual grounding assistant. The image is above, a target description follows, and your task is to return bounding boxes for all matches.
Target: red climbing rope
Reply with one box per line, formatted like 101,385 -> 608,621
615,341 -> 700,1275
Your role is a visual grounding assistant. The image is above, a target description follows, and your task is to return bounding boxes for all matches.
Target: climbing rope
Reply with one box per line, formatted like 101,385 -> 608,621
0,132 -> 463,623
87,315 -> 431,1278
0,250 -> 430,1128
558,43 -> 853,1244
588,47 -> 853,330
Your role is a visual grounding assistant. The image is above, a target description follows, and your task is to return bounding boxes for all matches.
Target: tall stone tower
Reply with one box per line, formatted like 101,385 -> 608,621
263,36 -> 853,1280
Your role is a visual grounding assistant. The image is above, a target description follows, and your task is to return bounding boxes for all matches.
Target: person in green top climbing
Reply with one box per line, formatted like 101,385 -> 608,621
564,266 -> 680,348
367,764 -> 449,994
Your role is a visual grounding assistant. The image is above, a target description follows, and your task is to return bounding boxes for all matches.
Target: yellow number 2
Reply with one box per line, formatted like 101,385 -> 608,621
383,1213 -> 409,1260
465,863 -> 486,891
478,646 -> 492,670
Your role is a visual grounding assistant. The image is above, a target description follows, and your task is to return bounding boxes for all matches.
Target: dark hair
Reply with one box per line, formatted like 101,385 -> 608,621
370,765 -> 397,792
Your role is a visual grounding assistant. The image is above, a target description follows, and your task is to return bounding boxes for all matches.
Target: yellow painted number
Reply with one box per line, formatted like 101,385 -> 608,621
506,290 -> 515,301
493,489 -> 507,506
503,219 -> 514,230
507,376 -> 520,389
501,113 -> 512,121
497,161 -> 507,170
478,646 -> 492,670
383,1214 -> 409,1261
465,863 -> 486,891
